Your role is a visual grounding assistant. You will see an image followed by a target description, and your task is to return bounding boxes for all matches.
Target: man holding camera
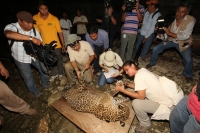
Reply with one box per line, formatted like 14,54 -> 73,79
4,11 -> 50,97
120,0 -> 145,62
64,34 -> 95,89
146,2 -> 196,82
134,0 -> 161,61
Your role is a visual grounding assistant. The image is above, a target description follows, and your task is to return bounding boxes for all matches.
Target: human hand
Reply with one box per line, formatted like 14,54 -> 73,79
32,37 -> 42,46
108,7 -> 113,17
0,65 -> 9,79
163,27 -> 171,35
135,0 -> 140,11
96,19 -> 102,23
84,63 -> 90,70
142,38 -> 147,43
192,85 -> 197,93
122,5 -> 126,12
111,73 -> 119,78
104,68 -> 109,73
76,70 -> 81,79
115,81 -> 125,92
62,45 -> 66,53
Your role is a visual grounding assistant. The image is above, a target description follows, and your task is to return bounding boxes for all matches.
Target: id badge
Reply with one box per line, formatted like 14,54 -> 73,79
123,34 -> 126,38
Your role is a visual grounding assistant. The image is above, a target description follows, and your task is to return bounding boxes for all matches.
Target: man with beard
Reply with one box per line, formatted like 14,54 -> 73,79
146,1 -> 196,82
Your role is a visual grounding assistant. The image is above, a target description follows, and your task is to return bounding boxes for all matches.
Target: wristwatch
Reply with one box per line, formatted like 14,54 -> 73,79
30,36 -> 33,41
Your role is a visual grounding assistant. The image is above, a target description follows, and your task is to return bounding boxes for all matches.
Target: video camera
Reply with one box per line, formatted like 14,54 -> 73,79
124,0 -> 136,12
155,12 -> 175,34
23,40 -> 58,66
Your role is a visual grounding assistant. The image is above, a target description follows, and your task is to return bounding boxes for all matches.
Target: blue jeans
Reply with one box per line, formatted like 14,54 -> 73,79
134,33 -> 155,59
120,33 -> 137,61
14,59 -> 49,96
50,48 -> 63,76
98,72 -> 115,87
169,96 -> 200,133
149,41 -> 193,77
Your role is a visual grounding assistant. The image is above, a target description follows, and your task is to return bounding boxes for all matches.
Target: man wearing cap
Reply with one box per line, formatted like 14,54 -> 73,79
33,1 -> 66,82
64,34 -> 95,88
98,49 -> 124,86
4,11 -> 50,97
85,26 -> 109,75
134,0 -> 161,61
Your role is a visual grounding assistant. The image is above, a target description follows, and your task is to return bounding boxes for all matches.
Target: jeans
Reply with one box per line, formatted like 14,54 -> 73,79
93,45 -> 104,72
169,96 -> 200,133
98,72 -> 115,86
149,41 -> 193,77
109,35 -> 115,49
50,48 -> 64,76
134,33 -> 155,59
14,59 -> 49,96
120,33 -> 137,61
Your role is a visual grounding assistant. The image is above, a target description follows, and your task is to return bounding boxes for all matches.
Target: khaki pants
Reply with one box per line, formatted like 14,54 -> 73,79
64,61 -> 92,84
0,80 -> 30,114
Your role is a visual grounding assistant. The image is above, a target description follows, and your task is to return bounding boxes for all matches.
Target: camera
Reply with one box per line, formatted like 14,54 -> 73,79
124,0 -> 136,12
104,0 -> 111,8
23,40 -> 58,66
155,12 -> 175,34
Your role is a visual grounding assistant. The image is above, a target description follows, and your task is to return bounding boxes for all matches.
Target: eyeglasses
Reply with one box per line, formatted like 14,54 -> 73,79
68,41 -> 78,48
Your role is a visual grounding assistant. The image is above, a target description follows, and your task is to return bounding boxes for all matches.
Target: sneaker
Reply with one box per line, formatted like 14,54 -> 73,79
185,76 -> 193,82
146,64 -> 154,69
43,84 -> 52,89
58,75 -> 63,80
96,71 -> 101,76
135,124 -> 151,133
49,75 -> 58,82
23,108 -> 37,115
35,91 -> 43,97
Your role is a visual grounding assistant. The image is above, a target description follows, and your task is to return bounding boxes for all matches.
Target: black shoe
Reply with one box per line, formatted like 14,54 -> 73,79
185,77 -> 193,82
146,64 -> 154,69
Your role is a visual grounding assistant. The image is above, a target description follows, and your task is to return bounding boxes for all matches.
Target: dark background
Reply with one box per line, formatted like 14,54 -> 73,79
0,0 -> 200,57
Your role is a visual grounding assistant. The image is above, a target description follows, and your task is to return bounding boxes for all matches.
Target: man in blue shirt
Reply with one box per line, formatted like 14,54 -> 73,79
85,26 -> 109,75
134,0 -> 160,60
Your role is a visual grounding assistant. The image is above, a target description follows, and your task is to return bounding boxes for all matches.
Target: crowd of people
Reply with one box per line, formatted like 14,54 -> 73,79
1,0 -> 199,132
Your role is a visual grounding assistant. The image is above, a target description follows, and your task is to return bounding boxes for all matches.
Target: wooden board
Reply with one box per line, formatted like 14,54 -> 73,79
51,97 -> 135,133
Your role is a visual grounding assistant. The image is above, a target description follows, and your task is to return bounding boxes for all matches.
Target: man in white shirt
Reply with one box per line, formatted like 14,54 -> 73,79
4,11 -> 50,97
64,34 -> 94,89
73,8 -> 88,41
60,11 -> 72,44
146,2 -> 196,82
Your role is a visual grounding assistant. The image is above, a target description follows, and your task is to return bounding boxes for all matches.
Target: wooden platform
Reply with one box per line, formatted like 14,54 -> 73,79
51,97 -> 135,133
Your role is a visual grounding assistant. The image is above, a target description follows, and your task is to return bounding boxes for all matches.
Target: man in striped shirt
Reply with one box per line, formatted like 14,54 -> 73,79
120,0 -> 145,61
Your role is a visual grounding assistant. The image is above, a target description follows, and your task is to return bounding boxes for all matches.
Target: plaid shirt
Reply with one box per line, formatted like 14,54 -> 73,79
4,22 -> 42,63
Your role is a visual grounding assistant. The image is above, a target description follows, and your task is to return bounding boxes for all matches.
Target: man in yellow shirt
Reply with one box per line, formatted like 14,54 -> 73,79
33,1 -> 66,82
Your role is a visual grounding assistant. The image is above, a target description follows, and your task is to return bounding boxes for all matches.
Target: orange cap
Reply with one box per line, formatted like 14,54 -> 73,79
146,0 -> 159,5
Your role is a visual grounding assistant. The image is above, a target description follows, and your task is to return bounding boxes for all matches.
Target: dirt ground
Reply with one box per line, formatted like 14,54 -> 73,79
0,40 -> 199,133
